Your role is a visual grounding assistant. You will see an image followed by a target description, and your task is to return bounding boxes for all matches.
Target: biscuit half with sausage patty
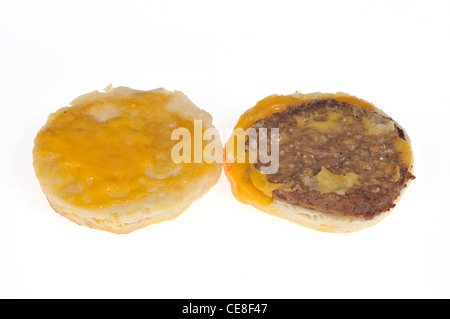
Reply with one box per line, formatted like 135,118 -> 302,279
33,86 -> 222,234
224,92 -> 414,233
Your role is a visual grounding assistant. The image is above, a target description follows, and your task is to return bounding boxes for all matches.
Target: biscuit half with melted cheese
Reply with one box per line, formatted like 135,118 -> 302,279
33,86 -> 222,234
224,92 -> 414,233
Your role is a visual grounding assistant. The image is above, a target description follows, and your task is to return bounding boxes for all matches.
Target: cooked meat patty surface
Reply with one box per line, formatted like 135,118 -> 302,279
252,99 -> 414,220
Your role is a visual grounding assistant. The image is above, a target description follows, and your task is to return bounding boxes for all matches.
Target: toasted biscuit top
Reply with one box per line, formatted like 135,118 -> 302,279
33,87 -> 215,210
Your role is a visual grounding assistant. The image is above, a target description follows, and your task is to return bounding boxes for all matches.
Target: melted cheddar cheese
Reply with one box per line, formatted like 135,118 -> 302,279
34,88 -> 213,210
314,167 -> 360,195
248,164 -> 284,197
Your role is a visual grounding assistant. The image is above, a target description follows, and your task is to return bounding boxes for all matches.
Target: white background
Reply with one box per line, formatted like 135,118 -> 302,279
1,0 -> 449,299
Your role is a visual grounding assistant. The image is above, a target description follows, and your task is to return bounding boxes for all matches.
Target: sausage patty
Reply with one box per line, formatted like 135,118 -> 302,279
252,98 -> 415,220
